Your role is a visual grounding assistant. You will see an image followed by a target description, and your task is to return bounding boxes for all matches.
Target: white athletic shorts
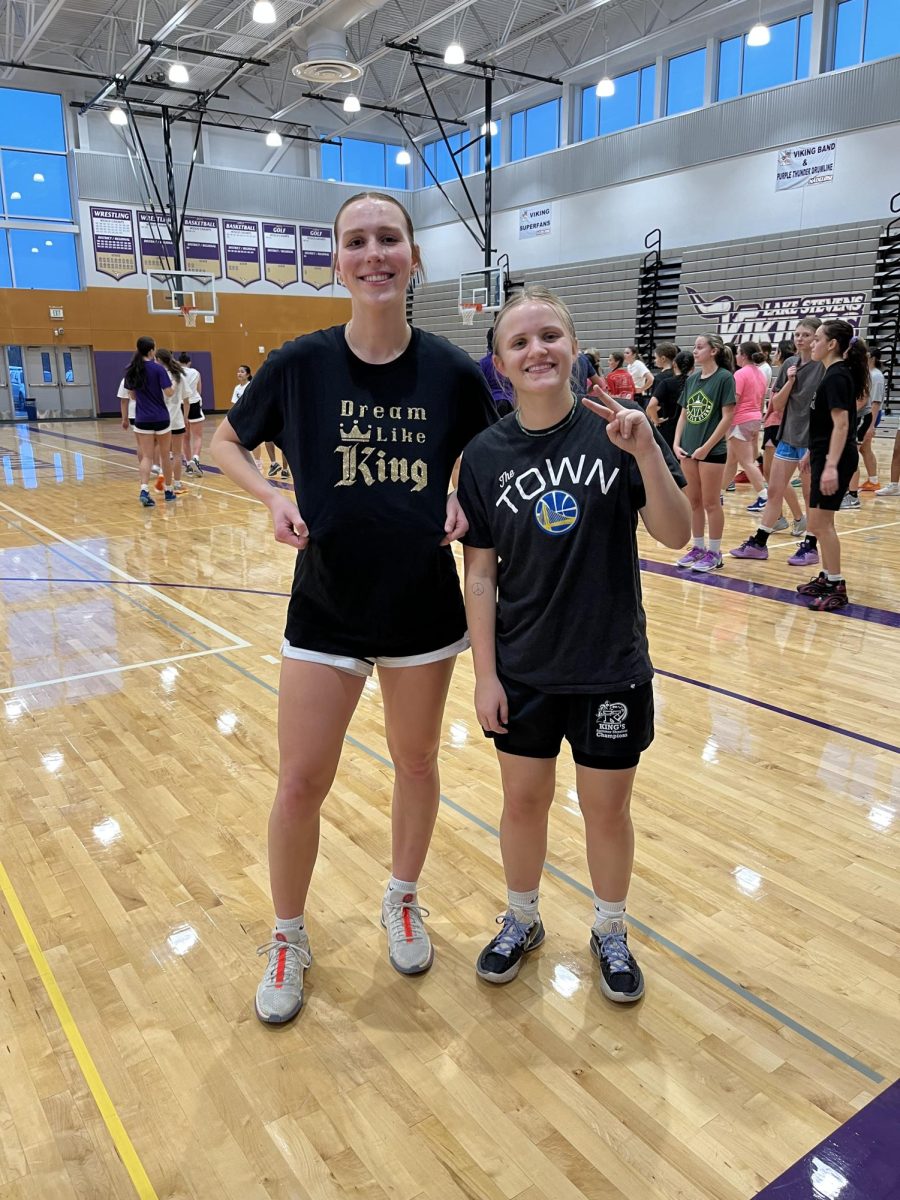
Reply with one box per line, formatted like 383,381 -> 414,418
280,633 -> 469,678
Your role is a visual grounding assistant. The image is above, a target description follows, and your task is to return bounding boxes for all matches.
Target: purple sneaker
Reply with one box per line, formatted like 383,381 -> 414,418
691,550 -> 723,573
677,547 -> 705,568
788,544 -> 819,567
729,539 -> 768,560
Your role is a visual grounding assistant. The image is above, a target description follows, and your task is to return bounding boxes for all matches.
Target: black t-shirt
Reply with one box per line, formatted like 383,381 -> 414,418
228,325 -> 496,656
650,369 -> 684,425
808,361 -> 859,457
458,402 -> 685,693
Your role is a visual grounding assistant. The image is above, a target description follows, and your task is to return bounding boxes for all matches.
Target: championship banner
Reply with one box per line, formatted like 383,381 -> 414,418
223,219 -> 261,286
518,203 -> 552,239
263,222 -> 298,288
90,206 -> 136,280
300,224 -> 334,289
137,210 -> 177,273
687,287 -> 866,344
776,140 -> 837,191
183,215 -> 222,278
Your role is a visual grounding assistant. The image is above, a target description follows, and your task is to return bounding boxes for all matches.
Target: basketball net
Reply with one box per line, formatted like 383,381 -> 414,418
181,306 -> 197,327
458,302 -> 482,326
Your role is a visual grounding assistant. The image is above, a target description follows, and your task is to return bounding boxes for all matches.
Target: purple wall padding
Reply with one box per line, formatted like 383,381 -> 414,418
94,350 -> 215,415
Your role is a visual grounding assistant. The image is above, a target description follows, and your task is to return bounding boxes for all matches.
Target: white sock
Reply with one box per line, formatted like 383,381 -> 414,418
274,914 -> 304,941
507,887 -> 540,925
758,489 -> 768,500
386,875 -> 418,903
826,573 -> 844,583
869,476 -> 878,484
692,536 -> 705,550
592,895 -> 626,933
708,539 -> 721,553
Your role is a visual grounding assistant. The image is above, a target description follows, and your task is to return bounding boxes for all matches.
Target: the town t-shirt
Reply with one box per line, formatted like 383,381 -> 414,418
228,325 -> 496,656
458,402 -> 685,693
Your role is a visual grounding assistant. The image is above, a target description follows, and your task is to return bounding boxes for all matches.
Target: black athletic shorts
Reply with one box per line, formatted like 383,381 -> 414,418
485,675 -> 654,769
809,447 -> 859,511
134,419 -> 170,434
696,450 -> 728,465
762,424 -> 780,449
856,413 -> 873,442
188,401 -> 204,422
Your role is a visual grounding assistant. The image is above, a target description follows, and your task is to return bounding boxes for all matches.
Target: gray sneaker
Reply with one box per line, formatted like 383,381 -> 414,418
255,931 -> 312,1024
840,494 -> 861,509
790,516 -> 807,536
772,516 -> 789,531
381,891 -> 434,974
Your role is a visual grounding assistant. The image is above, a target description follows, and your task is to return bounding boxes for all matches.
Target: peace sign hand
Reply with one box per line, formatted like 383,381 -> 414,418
582,395 -> 655,457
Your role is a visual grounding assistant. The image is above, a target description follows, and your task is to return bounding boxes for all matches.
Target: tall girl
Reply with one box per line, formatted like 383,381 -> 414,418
211,192 -> 495,1024
124,336 -> 175,508
797,321 -> 865,611
673,334 -> 736,573
458,285 -> 689,1001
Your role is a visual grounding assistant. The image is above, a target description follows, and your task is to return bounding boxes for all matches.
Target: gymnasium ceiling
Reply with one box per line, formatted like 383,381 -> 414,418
0,0 -> 806,142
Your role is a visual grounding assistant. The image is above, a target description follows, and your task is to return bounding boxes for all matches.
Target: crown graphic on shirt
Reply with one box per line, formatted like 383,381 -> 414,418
339,421 -> 372,442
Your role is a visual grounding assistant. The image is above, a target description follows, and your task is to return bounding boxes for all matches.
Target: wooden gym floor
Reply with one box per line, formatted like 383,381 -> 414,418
0,416 -> 897,1200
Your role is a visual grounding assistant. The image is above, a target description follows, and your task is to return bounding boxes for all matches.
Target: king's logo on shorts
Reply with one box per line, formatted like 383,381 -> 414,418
534,490 -> 579,535
595,700 -> 629,740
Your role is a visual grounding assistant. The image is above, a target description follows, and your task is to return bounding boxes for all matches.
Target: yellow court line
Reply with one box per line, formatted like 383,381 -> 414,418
0,860 -> 159,1200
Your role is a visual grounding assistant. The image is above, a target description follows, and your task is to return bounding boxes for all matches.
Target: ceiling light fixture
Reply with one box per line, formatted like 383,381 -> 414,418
747,22 -> 771,46
444,42 -> 465,65
108,104 -> 128,126
167,61 -> 190,84
596,76 -> 615,97
480,120 -> 498,136
395,148 -> 411,165
342,93 -> 361,112
252,1 -> 277,23
265,129 -> 283,147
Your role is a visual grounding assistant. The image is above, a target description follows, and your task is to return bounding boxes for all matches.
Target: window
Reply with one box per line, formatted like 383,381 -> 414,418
0,231 -> 10,288
8,229 -> 80,290
319,138 -> 407,187
0,89 -> 65,152
835,0 -> 900,67
423,133 -> 464,183
666,48 -> 706,115
477,120 -> 503,170
510,99 -> 560,161
2,149 -> 72,220
717,15 -> 813,100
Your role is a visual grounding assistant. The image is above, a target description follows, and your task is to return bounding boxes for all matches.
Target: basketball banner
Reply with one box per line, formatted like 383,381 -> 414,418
223,219 -> 261,286
137,210 -> 176,273
183,215 -> 222,278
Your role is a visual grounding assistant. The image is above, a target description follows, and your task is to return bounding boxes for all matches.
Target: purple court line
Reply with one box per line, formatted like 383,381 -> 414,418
2,571 -> 898,758
753,1078 -> 900,1198
19,423 -> 295,490
640,557 -> 900,629
25,425 -> 900,628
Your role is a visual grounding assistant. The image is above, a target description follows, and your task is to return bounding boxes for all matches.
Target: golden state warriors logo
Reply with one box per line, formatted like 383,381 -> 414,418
534,490 -> 579,535
686,387 -> 714,424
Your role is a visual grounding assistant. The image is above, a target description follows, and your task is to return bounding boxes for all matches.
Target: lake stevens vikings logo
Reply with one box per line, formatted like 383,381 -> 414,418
534,490 -> 579,535
595,700 -> 628,740
686,287 -> 866,344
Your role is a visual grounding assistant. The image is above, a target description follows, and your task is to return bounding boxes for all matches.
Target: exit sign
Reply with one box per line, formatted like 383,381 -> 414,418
49,307 -> 64,319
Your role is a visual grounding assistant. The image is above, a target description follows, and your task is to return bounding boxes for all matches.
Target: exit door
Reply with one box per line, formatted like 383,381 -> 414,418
24,346 -> 95,418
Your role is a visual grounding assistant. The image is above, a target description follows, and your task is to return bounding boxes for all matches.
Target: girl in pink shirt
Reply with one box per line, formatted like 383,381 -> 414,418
722,341 -> 769,503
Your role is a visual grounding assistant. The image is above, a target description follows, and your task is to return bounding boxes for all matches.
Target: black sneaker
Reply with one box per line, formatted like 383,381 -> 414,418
590,922 -> 644,1003
475,910 -> 545,984
809,579 -> 849,611
267,462 -> 280,477
797,571 -> 829,596
139,490 -> 155,508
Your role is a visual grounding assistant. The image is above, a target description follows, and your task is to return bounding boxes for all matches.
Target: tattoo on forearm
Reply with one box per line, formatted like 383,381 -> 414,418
471,582 -> 485,596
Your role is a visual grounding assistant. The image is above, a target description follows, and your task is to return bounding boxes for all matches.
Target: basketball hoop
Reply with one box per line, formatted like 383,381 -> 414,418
458,302 -> 482,326
181,305 -> 197,328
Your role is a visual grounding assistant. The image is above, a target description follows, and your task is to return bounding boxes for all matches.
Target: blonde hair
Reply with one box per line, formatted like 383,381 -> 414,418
491,284 -> 577,348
